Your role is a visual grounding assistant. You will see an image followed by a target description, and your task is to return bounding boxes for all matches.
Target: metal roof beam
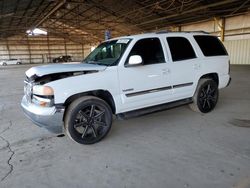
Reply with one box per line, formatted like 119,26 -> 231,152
33,0 -> 66,29
135,0 -> 240,27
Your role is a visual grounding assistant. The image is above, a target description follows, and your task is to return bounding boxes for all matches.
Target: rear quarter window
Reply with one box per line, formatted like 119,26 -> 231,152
194,35 -> 228,56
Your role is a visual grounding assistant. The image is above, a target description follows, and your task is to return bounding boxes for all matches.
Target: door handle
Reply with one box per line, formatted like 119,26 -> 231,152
162,68 -> 170,74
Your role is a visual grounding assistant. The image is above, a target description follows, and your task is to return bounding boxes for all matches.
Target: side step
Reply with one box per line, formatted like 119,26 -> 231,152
117,98 -> 193,120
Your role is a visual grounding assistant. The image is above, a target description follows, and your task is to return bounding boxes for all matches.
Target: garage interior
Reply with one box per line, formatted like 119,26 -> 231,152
0,0 -> 250,187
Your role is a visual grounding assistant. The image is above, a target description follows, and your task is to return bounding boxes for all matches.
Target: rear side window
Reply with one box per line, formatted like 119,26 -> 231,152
194,35 -> 228,56
167,37 -> 196,62
128,38 -> 165,65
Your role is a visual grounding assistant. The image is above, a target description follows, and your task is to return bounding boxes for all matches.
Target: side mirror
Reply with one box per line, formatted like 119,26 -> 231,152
127,55 -> 143,67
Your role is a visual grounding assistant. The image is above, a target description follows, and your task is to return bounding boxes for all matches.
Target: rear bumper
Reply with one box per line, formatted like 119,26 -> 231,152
219,74 -> 231,89
21,96 -> 64,133
226,77 -> 231,87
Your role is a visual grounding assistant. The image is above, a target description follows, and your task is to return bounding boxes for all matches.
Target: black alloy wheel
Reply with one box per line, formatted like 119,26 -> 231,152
197,80 -> 218,113
190,79 -> 218,113
65,96 -> 112,144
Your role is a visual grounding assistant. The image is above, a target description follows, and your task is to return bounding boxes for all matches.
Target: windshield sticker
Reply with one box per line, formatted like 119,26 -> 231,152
117,39 -> 130,44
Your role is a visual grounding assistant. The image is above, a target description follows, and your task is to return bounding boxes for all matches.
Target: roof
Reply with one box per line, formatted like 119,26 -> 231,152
110,31 -> 210,41
0,0 -> 249,43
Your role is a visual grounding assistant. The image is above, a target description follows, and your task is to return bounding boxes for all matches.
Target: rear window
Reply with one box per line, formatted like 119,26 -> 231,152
194,35 -> 228,56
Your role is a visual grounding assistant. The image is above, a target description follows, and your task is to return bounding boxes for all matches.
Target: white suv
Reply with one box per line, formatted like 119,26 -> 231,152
21,32 -> 231,144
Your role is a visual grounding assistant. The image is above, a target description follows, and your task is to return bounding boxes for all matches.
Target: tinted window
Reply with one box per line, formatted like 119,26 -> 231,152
128,38 -> 165,65
167,37 -> 196,62
194,35 -> 228,56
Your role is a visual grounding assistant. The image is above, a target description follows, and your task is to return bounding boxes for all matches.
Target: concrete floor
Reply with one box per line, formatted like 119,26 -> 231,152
0,64 -> 250,188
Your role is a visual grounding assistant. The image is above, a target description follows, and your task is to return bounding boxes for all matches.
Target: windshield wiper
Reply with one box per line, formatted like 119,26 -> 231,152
86,60 -> 106,66
86,60 -> 97,64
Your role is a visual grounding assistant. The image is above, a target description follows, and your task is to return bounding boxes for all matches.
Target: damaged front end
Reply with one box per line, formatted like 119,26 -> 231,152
21,63 -> 106,133
22,72 -> 64,133
26,70 -> 98,85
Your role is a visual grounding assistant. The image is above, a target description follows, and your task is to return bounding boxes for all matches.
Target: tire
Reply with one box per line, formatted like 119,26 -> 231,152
3,63 -> 7,66
189,79 -> 219,113
64,96 -> 113,145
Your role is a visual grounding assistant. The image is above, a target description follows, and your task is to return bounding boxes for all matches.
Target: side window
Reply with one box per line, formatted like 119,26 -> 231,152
127,38 -> 165,65
194,35 -> 228,56
167,37 -> 196,62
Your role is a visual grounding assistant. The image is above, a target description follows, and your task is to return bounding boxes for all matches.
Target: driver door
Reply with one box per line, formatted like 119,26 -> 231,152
118,37 -> 173,112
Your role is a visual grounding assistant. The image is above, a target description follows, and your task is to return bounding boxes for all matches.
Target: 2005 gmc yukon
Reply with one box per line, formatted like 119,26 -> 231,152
21,31 -> 231,144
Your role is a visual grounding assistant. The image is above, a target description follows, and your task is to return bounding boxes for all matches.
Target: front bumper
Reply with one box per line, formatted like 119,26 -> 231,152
21,96 -> 64,133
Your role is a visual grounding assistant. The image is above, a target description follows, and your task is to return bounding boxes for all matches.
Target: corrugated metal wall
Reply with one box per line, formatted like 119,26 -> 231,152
0,35 -> 92,64
180,14 -> 250,65
223,39 -> 250,65
1,36 -> 249,65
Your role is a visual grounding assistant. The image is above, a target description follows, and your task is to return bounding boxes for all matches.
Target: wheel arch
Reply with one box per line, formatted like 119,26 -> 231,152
199,72 -> 219,86
63,90 -> 116,115
192,72 -> 219,96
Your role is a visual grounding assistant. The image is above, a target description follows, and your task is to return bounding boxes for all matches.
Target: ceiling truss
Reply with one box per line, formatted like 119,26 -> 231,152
0,0 -> 249,44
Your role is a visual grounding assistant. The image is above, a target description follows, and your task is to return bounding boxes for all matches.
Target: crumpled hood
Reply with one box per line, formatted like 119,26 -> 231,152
25,62 -> 107,78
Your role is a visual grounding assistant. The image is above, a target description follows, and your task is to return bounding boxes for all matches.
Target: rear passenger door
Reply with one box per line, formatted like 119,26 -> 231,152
165,36 -> 198,99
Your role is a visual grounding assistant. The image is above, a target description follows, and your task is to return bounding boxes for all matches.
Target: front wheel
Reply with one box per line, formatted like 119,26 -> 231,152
64,96 -> 113,145
189,79 -> 219,113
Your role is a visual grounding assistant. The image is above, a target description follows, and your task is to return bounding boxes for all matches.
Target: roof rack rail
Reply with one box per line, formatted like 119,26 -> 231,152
185,30 -> 210,34
155,30 -> 209,34
155,30 -> 170,34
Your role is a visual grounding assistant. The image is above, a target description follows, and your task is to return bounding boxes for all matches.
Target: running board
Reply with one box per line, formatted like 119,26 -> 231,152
117,98 -> 193,120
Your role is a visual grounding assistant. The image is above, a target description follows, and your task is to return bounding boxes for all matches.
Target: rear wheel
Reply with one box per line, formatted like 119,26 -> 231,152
65,96 -> 113,145
189,79 -> 218,113
3,62 -> 7,66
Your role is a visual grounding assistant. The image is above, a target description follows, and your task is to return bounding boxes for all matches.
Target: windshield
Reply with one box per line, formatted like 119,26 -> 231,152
84,38 -> 131,66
